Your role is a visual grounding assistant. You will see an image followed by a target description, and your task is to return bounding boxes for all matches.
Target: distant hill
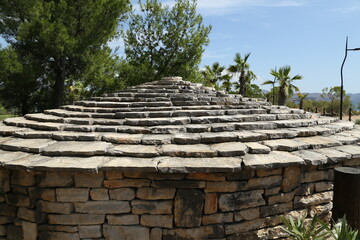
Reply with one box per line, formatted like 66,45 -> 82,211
296,92 -> 360,109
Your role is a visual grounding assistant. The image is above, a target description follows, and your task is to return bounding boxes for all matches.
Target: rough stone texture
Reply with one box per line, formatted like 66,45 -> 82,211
219,190 -> 265,211
174,189 -> 204,227
1,78 -> 360,240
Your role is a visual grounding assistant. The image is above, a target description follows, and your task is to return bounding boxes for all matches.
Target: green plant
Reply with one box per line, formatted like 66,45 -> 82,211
280,215 -> 329,240
281,215 -> 360,240
330,216 -> 360,240
355,119 -> 360,125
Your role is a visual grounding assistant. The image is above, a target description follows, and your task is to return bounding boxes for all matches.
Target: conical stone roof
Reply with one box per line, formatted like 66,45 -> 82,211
0,76 -> 359,172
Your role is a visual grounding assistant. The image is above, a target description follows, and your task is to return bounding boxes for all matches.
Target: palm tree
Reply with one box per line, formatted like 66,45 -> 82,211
202,62 -> 226,87
262,67 -> 277,104
228,53 -> 254,96
271,66 -> 302,106
297,92 -> 309,109
221,74 -> 232,92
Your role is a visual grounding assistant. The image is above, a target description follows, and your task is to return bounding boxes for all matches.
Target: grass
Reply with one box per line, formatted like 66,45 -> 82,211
0,115 -> 15,121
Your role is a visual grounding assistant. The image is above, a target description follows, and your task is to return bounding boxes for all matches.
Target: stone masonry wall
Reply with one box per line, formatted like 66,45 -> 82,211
1,159 -> 360,240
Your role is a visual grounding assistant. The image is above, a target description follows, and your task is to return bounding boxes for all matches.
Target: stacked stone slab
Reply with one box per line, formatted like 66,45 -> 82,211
0,76 -> 360,239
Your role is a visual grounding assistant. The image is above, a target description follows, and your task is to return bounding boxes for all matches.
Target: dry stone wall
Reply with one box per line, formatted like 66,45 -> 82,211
1,158 -> 359,240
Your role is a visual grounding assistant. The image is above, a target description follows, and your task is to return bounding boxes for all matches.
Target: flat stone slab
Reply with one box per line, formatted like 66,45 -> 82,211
262,139 -> 310,151
243,151 -> 305,169
298,136 -> 342,149
255,129 -> 297,139
102,133 -> 143,144
161,144 -> 216,158
109,145 -> 159,158
210,142 -> 247,157
245,142 -> 271,154
0,150 -> 30,165
43,141 -> 111,156
332,145 -> 360,159
142,135 -> 172,145
101,157 -> 158,172
0,138 -> 56,153
292,150 -> 328,165
313,148 -> 351,162
157,157 -> 242,173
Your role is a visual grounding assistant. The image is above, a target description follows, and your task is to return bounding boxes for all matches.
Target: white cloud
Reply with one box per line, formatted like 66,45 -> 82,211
333,6 -> 360,13
196,0 -> 305,16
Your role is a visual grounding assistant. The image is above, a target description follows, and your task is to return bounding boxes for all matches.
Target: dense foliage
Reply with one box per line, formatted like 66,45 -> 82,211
0,0 -> 130,110
123,0 -> 211,83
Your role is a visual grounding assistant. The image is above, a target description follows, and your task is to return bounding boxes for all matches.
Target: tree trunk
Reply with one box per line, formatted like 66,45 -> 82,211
21,98 -> 29,116
278,86 -> 286,106
299,100 -> 303,109
53,58 -> 66,108
239,70 -> 246,96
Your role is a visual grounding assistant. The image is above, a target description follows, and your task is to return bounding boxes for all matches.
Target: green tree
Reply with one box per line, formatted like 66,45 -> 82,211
0,0 -> 130,108
201,62 -> 226,87
321,86 -> 352,115
221,74 -> 233,92
228,53 -> 256,96
0,47 -> 43,115
270,66 -> 302,106
124,0 -> 211,82
297,92 -> 309,110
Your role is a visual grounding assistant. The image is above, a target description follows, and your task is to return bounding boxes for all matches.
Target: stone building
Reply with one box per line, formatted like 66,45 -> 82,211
0,77 -> 360,239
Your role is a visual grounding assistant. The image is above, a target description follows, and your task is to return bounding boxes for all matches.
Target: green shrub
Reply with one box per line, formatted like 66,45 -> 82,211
280,215 -> 360,240
355,119 -> 360,125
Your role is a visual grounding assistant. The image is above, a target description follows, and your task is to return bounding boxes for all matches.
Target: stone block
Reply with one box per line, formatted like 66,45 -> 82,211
79,225 -> 102,238
37,225 -> 78,233
264,187 -> 280,196
219,190 -> 265,211
56,188 -> 89,202
38,172 -> 73,187
29,188 -> 56,202
104,179 -> 150,188
141,215 -> 173,228
107,214 -> 139,225
106,171 -> 123,180
174,189 -> 204,227
132,200 -> 172,215
37,200 -> 74,214
10,170 -> 35,187
109,188 -> 135,200
48,214 -> 105,225
205,181 -> 247,192
7,225 -> 23,240
234,207 -> 260,221
225,218 -> 265,235
282,166 -> 301,192
17,207 -> 47,223
151,180 -> 205,189
75,201 -> 130,214
185,173 -> 225,181
150,228 -> 162,240
294,191 -> 333,208
295,183 -> 314,196
103,225 -> 149,240
5,193 -> 30,207
163,225 -> 224,239
204,193 -> 217,214
301,171 -> 328,183
202,212 -> 233,225
137,188 -> 175,200
22,221 -> 37,240
74,172 -> 104,188
247,175 -> 282,189
314,182 -> 333,192
267,192 -> 295,205
0,203 -> 17,217
226,169 -> 254,180
260,202 -> 293,217
90,189 -> 109,200
210,142 -> 247,157
38,232 -> 79,240
256,168 -> 282,177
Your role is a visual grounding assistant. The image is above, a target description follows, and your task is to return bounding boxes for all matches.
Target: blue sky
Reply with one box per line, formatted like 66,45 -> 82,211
1,0 -> 360,93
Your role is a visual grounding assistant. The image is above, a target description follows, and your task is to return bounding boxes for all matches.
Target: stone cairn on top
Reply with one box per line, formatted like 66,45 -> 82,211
0,76 -> 359,172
